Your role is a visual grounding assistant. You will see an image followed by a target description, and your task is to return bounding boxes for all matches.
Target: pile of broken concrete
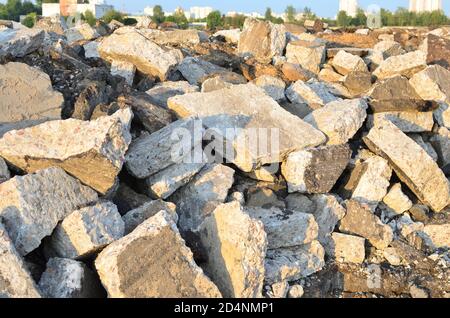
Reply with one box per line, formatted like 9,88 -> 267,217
0,18 -> 449,298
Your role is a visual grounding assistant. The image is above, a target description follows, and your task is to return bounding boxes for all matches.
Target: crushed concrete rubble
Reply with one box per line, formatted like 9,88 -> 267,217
0,17 -> 449,299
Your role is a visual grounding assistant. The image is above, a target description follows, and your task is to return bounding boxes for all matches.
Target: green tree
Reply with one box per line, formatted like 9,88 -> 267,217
352,8 -> 367,26
337,10 -> 350,27
264,7 -> 273,21
21,11 -> 36,27
206,10 -> 222,30
152,5 -> 165,24
303,7 -> 316,20
84,9 -> 96,26
102,9 -> 124,23
285,5 -> 296,23
173,10 -> 188,29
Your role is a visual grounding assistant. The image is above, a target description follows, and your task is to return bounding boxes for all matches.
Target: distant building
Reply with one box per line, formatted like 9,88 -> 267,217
339,0 -> 358,17
409,0 -> 443,12
143,6 -> 154,16
185,7 -> 214,20
42,0 -> 113,19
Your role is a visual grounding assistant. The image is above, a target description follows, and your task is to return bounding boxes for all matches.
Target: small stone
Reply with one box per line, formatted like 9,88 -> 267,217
373,50 -> 427,79
246,207 -> 318,249
288,285 -> 304,298
304,99 -> 368,145
0,223 -> 41,298
38,258 -> 103,298
0,167 -> 98,255
197,201 -> 267,298
122,200 -> 177,235
110,60 -> 136,86
430,127 -> 450,171
410,285 -> 429,298
65,23 -> 99,44
95,211 -> 222,298
0,157 -> 10,183
268,281 -> 289,298
281,62 -> 315,82
408,204 -> 430,223
48,202 -> 125,259
382,183 -> 413,215
213,29 -> 240,44
83,41 -> 99,58
282,144 -> 351,194
318,68 -> 344,83
383,247 -> 403,266
332,50 -> 368,76
340,200 -> 394,250
331,233 -> 366,264
434,103 -> 450,129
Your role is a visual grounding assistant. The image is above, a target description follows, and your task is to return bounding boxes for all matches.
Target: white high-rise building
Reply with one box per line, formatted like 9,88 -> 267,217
186,7 -> 214,20
409,0 -> 443,12
339,0 -> 358,17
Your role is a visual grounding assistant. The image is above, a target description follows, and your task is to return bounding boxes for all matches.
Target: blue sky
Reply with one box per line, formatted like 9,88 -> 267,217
1,1 -> 449,18
107,0 -> 450,18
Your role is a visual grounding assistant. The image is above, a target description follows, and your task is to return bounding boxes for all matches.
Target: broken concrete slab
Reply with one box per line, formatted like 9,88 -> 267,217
383,183 -> 413,214
0,157 -> 10,183
146,81 -> 199,108
38,258 -> 103,298
0,223 -> 41,298
0,27 -> 44,58
286,80 -> 340,109
310,194 -> 347,253
110,60 -> 136,86
408,134 -> 438,162
304,99 -> 368,145
125,118 -> 202,179
281,144 -> 351,194
373,40 -> 405,59
0,109 -> 133,194
373,50 -> 427,79
422,223 -> 450,248
98,28 -> 183,81
136,28 -> 206,46
430,127 -> 450,171
95,211 -> 222,298
49,202 -> 124,259
238,18 -> 286,64
364,120 -> 450,212
65,23 -> 100,44
214,29 -> 241,44
285,40 -> 326,74
281,62 -> 316,82
83,40 -> 100,58
0,167 -> 98,255
168,84 -> 326,172
420,34 -> 450,71
265,241 -> 325,284
141,162 -> 206,199
330,233 -> 365,264
344,155 -> 392,210
409,65 -> 450,103
342,71 -> 373,97
0,62 -> 63,137
331,50 -> 368,76
368,111 -> 434,133
198,201 -> 267,298
340,200 -> 394,250
72,81 -> 110,121
246,207 -> 318,249
177,57 -> 229,85
122,200 -> 177,235
368,76 -> 438,113
253,75 -> 286,102
172,164 -> 235,234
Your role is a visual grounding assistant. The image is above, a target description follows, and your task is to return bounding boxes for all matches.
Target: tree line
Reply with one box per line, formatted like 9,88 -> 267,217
337,7 -> 449,27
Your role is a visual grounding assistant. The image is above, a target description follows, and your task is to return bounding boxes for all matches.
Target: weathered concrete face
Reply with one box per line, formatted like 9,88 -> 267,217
364,120 -> 450,212
95,211 -> 222,298
0,62 -> 63,137
0,167 -> 98,255
168,83 -> 326,172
